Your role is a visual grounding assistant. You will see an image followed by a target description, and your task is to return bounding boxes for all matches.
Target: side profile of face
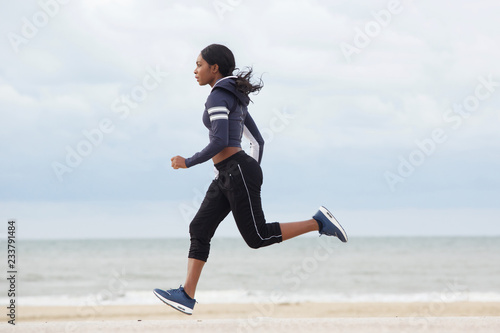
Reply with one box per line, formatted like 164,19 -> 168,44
194,54 -> 221,87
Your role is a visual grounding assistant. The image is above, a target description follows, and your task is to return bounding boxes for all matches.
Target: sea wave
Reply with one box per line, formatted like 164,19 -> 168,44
7,290 -> 500,306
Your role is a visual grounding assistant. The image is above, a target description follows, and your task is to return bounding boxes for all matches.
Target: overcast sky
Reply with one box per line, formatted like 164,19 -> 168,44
1,0 -> 499,239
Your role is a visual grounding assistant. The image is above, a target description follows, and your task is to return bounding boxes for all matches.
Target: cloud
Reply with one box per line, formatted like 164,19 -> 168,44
1,0 -> 499,237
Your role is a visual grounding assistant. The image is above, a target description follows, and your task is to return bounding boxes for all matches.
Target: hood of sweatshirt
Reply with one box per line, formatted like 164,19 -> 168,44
211,76 -> 250,106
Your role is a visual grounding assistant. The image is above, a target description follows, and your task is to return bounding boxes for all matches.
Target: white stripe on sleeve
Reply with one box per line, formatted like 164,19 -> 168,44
209,114 -> 229,122
207,106 -> 229,115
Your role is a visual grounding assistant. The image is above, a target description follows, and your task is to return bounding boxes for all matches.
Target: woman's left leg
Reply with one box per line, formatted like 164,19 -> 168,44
227,154 -> 320,248
280,219 -> 319,241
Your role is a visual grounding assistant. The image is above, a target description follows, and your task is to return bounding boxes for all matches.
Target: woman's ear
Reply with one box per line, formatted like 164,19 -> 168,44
211,64 -> 219,74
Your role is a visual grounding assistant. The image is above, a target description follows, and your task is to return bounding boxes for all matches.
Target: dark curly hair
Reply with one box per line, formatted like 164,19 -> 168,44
200,44 -> 263,97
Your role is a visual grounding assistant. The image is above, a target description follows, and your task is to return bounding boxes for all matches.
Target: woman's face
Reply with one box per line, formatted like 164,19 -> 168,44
194,54 -> 218,87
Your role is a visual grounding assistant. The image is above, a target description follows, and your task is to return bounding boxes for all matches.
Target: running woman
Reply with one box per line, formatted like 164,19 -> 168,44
153,44 -> 347,315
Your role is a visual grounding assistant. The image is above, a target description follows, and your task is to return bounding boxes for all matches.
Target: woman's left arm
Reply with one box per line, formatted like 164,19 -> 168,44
173,90 -> 232,169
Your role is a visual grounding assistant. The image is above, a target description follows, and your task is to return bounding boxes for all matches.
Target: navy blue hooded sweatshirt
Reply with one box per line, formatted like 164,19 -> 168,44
185,76 -> 265,168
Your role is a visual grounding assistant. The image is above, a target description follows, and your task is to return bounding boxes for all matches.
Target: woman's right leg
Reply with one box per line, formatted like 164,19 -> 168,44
183,258 -> 205,299
185,179 -> 230,298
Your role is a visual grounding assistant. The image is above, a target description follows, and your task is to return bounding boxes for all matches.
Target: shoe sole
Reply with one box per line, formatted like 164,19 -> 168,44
319,206 -> 348,242
153,290 -> 193,315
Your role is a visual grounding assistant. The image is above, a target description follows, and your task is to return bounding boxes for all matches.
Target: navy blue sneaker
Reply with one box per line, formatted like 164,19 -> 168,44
313,206 -> 348,242
153,286 -> 196,315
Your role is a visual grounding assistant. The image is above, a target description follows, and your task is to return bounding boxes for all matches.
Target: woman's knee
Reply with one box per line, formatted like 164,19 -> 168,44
242,234 -> 269,249
245,239 -> 262,250
240,222 -> 283,249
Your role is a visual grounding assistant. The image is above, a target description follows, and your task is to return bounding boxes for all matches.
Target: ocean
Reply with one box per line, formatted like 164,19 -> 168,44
6,236 -> 500,306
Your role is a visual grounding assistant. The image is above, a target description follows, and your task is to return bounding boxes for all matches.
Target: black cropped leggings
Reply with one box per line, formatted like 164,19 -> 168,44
188,151 -> 283,262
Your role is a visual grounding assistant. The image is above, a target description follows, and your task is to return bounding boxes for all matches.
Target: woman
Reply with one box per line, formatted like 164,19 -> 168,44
154,44 -> 347,315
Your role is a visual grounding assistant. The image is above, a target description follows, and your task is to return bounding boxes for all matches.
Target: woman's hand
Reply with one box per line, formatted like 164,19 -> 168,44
171,156 -> 187,169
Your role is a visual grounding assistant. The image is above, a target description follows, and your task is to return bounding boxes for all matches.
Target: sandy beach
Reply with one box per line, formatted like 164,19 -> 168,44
5,302 -> 500,333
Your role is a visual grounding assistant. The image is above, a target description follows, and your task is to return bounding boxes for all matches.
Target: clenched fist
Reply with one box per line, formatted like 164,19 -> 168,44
171,156 -> 187,169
